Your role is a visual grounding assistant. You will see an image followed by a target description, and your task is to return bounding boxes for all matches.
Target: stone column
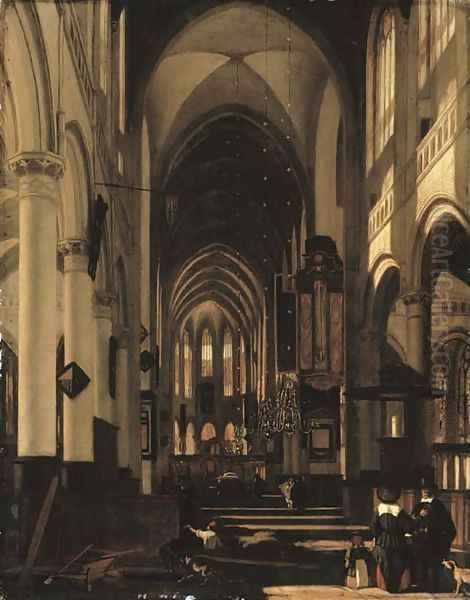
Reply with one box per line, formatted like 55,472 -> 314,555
403,290 -> 432,465
290,430 -> 302,475
94,291 -> 115,424
404,291 -> 429,376
8,152 -> 63,487
58,239 -> 96,488
116,330 -> 130,469
357,331 -> 382,474
283,433 -> 293,474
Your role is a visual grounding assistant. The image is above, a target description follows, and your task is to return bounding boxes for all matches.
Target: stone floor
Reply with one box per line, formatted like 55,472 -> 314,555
7,580 -> 463,600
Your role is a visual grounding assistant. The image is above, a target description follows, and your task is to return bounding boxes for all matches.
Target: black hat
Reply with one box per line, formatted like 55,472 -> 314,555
377,484 -> 401,503
418,476 -> 438,493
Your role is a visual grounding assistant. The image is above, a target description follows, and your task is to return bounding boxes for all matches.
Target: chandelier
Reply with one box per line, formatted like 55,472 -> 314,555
258,373 -> 318,439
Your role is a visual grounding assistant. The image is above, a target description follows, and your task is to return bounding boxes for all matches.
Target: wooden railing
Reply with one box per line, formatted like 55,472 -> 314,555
434,445 -> 470,491
368,187 -> 394,240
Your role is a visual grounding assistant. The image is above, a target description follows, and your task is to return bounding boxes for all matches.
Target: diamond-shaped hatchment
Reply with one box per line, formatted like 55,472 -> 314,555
57,362 -> 91,399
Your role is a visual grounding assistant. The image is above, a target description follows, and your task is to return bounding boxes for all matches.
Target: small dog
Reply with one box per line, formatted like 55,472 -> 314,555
442,559 -> 470,596
177,556 -> 211,585
185,555 -> 210,577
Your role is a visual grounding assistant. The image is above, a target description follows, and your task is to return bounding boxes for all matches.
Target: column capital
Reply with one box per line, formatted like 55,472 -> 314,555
93,290 -> 116,319
58,238 -> 89,258
117,328 -> 129,349
94,289 -> 116,308
402,290 -> 431,307
8,151 -> 64,179
58,239 -> 89,273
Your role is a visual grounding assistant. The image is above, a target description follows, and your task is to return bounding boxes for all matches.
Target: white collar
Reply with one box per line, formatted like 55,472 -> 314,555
420,497 -> 434,503
378,502 -> 401,517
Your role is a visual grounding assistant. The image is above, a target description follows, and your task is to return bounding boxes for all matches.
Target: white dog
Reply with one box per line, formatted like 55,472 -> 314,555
442,560 -> 470,596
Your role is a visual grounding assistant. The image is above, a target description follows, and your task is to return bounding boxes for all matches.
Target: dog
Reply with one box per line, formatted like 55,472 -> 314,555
159,528 -> 204,575
442,560 -> 470,596
177,556 -> 212,585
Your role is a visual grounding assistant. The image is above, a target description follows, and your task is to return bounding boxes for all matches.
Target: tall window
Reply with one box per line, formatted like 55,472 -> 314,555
223,328 -> 233,397
0,336 -> 17,437
99,0 -> 109,93
375,9 -> 395,158
240,335 -> 247,395
433,355 -> 449,437
432,339 -> 470,442
457,343 -> 470,440
174,339 -> 180,397
201,329 -> 213,377
185,422 -> 196,455
431,0 -> 455,69
174,419 -> 182,455
418,1 -> 431,90
118,9 -> 126,133
183,330 -> 192,399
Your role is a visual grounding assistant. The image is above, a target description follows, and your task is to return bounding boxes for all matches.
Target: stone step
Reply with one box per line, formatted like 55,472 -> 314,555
220,523 -> 370,542
201,506 -> 344,517
216,514 -> 346,526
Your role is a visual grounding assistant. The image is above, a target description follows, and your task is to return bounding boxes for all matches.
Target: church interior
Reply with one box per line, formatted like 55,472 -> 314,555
1,0 -> 470,594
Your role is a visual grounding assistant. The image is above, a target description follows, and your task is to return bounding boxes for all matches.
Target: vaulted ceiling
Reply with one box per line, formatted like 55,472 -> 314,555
126,0 -> 399,331
144,5 -> 331,169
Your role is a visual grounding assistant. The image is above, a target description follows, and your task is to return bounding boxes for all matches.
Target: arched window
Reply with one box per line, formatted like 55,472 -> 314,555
223,328 -> 233,397
201,329 -> 213,377
174,419 -> 182,455
201,422 -> 216,442
99,0 -> 109,93
240,335 -> 247,395
0,336 -> 17,437
174,339 -> 180,397
183,330 -> 192,399
224,421 -> 236,454
375,9 -> 395,158
185,422 -> 196,455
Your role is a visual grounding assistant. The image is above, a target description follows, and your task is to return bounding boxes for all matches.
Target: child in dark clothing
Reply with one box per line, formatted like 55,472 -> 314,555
345,532 -> 373,589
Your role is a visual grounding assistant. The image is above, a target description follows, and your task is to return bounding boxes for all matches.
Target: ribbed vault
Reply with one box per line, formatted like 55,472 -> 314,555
169,245 -> 264,339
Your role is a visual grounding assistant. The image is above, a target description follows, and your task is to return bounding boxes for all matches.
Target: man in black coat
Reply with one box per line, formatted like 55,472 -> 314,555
412,480 -> 456,592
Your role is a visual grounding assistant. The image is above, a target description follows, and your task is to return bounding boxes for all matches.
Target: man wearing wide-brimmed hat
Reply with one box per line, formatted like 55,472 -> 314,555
371,483 -> 414,593
411,476 -> 456,592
